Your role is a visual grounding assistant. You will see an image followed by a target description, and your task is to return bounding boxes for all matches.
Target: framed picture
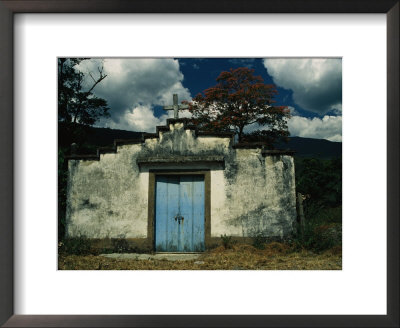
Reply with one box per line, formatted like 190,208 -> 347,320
0,0 -> 398,327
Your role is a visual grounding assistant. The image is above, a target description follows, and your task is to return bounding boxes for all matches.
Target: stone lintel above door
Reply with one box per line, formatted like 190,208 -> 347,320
137,155 -> 224,167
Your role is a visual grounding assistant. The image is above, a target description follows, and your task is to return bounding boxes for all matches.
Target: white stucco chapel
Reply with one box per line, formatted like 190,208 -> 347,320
66,101 -> 297,252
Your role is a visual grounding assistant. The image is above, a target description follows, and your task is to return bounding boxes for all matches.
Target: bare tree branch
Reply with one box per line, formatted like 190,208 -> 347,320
88,72 -> 96,84
87,73 -> 107,94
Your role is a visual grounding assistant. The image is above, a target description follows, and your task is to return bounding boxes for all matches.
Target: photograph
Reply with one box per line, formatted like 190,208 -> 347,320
58,57 -> 342,270
1,0 -> 397,325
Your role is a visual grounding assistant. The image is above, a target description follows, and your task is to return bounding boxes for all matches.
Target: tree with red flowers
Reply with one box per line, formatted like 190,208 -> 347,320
186,67 -> 290,145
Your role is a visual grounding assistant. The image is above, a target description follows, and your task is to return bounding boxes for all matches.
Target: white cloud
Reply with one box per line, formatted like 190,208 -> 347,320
329,103 -> 342,115
263,58 -> 342,115
288,115 -> 342,142
76,58 -> 191,131
243,110 -> 341,142
97,106 -> 192,133
99,105 -> 168,132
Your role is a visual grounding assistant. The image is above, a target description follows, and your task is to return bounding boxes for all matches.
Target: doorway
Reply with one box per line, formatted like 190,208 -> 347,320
155,175 -> 205,252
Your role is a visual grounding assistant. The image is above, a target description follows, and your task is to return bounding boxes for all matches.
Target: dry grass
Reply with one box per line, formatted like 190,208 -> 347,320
58,243 -> 342,270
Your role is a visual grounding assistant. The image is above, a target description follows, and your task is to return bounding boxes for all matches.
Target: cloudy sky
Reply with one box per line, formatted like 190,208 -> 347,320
77,58 -> 342,142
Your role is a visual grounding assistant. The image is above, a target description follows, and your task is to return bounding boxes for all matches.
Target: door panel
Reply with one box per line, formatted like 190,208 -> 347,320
155,175 -> 205,252
155,176 -> 180,252
179,176 -> 192,251
192,176 -> 205,252
154,176 -> 168,251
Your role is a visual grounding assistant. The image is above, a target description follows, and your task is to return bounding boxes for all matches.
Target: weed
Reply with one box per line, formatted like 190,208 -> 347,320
252,233 -> 266,250
111,238 -> 133,253
59,236 -> 94,255
220,234 -> 234,249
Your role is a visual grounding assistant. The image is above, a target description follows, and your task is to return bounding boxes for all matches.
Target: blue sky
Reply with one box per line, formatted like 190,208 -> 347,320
78,58 -> 342,142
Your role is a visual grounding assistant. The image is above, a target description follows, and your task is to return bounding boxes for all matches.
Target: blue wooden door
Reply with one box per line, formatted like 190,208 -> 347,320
155,175 -> 205,252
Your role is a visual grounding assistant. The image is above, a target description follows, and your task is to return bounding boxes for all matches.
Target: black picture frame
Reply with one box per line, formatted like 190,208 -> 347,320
0,1 -> 398,327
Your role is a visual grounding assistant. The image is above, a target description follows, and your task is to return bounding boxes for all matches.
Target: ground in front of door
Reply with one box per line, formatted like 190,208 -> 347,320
101,253 -> 202,262
58,243 -> 342,270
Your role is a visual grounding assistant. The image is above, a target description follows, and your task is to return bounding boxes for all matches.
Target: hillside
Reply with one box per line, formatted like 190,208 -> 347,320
60,125 -> 341,159
276,136 -> 342,159
85,126 -> 142,146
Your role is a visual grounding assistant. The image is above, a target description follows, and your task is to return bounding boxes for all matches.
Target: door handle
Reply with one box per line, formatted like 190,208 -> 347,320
174,215 -> 184,224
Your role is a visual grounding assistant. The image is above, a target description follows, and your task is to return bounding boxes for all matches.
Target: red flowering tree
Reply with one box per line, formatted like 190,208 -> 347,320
185,67 -> 290,145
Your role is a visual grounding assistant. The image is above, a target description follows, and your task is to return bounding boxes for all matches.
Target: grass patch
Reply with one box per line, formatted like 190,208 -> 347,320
58,242 -> 341,270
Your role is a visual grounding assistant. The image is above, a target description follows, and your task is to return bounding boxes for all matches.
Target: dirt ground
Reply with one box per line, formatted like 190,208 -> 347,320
58,243 -> 342,270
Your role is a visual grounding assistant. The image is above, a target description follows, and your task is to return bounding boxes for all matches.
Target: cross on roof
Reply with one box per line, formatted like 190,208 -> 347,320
163,94 -> 189,119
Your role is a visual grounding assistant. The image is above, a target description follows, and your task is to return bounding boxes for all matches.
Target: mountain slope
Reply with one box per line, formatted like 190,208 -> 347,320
61,125 -> 341,159
277,136 -> 342,159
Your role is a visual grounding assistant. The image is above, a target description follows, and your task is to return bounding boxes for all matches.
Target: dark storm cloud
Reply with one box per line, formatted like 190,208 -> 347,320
263,58 -> 342,115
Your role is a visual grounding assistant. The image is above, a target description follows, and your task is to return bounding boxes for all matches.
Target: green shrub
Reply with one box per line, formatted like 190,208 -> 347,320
59,236 -> 94,255
291,220 -> 342,253
111,238 -> 132,253
313,207 -> 342,224
220,234 -> 234,249
312,223 -> 342,251
252,233 -> 266,250
295,157 -> 342,210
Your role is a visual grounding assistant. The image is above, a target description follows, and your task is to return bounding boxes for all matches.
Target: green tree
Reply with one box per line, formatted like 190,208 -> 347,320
296,157 -> 342,221
58,59 -> 110,239
185,67 -> 290,144
58,58 -> 110,126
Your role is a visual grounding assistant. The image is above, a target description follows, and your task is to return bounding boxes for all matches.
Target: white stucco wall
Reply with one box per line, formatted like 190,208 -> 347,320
66,121 -> 297,240
67,145 -> 149,238
209,149 -> 296,238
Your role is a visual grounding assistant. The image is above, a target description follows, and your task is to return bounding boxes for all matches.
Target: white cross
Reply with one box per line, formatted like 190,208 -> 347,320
163,94 -> 189,119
